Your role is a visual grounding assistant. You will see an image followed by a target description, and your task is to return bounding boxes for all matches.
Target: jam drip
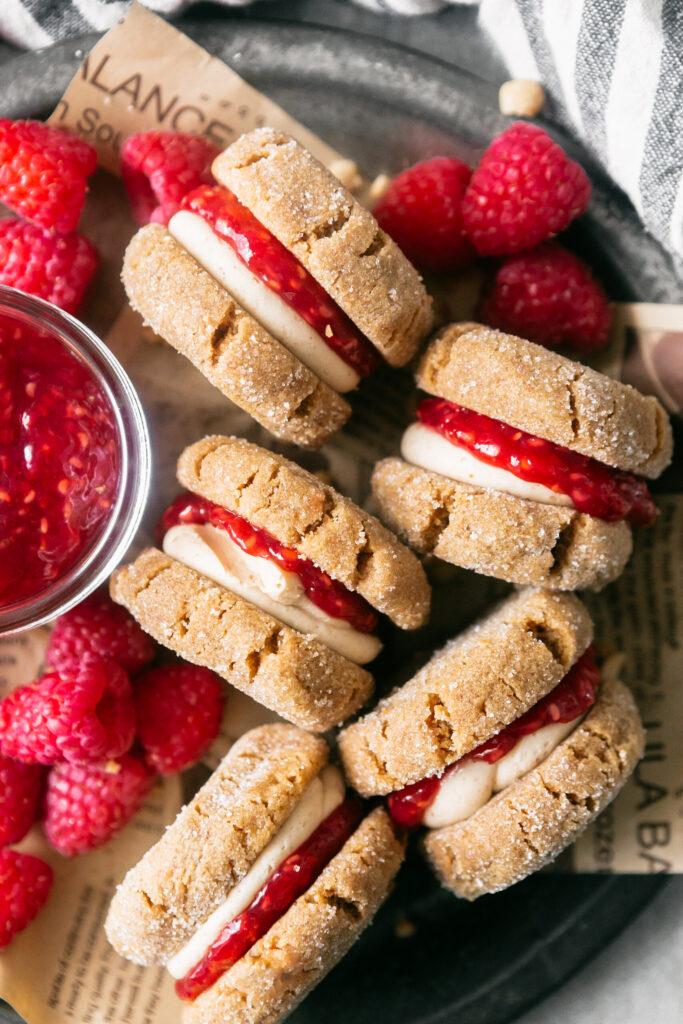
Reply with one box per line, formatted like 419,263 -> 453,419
417,397 -> 655,527
388,647 -> 599,830
159,493 -> 378,634
0,325 -> 119,609
181,186 -> 381,379
176,797 -> 364,1002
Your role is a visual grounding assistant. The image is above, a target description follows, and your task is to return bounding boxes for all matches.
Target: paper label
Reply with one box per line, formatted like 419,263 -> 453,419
0,627 -> 51,694
48,2 -> 344,175
573,494 -> 683,874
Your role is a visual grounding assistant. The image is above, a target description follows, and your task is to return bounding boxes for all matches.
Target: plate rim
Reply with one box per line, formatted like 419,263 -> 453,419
0,18 -> 672,1024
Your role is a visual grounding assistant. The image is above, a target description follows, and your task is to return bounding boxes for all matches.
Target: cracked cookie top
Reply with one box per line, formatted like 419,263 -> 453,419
415,322 -> 672,479
212,127 -> 433,367
371,457 -> 632,591
122,224 -> 351,450
109,547 -> 375,732
105,724 -> 328,966
176,435 -> 431,630
184,807 -> 404,1024
423,674 -> 644,899
337,588 -> 593,796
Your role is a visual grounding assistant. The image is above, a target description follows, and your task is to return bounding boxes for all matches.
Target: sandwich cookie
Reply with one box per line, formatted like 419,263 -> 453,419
372,322 -> 673,590
122,127 -> 432,449
105,724 -> 405,1024
337,590 -> 644,898
110,435 -> 431,731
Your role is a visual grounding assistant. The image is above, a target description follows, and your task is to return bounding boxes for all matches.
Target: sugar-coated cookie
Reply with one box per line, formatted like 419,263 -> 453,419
111,437 -> 430,731
339,590 -> 643,898
122,128 -> 433,448
105,725 -> 404,1024
372,321 -> 672,589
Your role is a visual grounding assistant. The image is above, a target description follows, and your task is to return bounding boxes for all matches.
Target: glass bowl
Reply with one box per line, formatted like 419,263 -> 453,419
0,284 -> 150,636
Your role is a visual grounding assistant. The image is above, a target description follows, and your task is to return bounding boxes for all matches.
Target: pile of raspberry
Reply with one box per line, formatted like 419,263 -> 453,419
0,591 -> 224,949
373,121 -> 611,353
0,120 -> 220,321
0,119 -> 103,316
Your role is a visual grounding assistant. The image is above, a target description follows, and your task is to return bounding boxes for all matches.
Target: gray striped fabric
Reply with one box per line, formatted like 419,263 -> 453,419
2,0 -> 682,275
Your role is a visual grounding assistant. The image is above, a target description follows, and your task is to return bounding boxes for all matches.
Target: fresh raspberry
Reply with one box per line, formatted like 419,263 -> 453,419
134,665 -> 224,774
0,849 -> 53,947
0,219 -> 99,316
43,753 -> 156,856
0,656 -> 136,765
373,157 -> 475,271
121,131 -> 221,226
0,119 -> 97,234
0,754 -> 45,846
479,242 -> 612,351
462,122 -> 591,255
47,590 -> 156,675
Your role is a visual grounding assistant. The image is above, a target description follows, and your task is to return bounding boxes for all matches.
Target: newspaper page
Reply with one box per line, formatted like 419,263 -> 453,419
572,494 -> 683,873
0,631 -> 184,1024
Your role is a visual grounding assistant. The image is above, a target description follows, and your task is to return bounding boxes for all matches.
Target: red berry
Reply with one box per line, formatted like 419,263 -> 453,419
47,590 -> 156,675
479,242 -> 612,352
0,119 -> 97,234
121,131 -> 221,226
134,664 -> 224,774
0,754 -> 45,846
0,219 -> 98,316
462,122 -> 591,255
0,849 -> 53,947
373,157 -> 475,271
0,656 -> 136,765
43,754 -> 155,856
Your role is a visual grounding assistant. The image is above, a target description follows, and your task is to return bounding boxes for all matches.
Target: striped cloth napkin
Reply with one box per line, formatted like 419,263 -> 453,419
2,0 -> 681,277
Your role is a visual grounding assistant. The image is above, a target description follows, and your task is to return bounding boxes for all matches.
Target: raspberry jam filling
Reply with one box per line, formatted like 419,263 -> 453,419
176,797 -> 363,1001
181,186 -> 381,379
388,646 -> 599,830
417,397 -> 655,527
0,326 -> 119,609
159,493 -> 378,634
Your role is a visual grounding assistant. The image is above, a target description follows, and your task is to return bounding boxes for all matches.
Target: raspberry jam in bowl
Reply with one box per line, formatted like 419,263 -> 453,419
0,284 -> 150,636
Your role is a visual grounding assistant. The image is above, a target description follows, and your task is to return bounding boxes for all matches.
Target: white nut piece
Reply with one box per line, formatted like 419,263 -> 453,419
498,79 -> 546,117
368,173 -> 391,203
329,157 -> 365,193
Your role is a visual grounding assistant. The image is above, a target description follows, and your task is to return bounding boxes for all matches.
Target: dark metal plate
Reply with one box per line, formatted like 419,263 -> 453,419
0,18 -> 673,1024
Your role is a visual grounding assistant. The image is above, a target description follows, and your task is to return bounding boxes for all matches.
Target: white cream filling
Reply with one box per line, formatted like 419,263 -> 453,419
167,764 -> 345,980
422,716 -> 581,830
401,422 -> 574,508
168,210 -> 360,394
422,759 -> 496,829
162,523 -> 382,666
492,718 -> 578,792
